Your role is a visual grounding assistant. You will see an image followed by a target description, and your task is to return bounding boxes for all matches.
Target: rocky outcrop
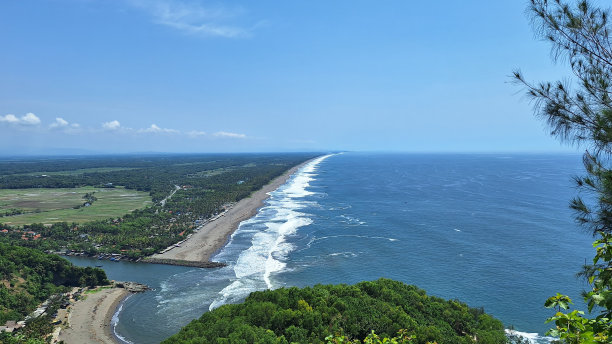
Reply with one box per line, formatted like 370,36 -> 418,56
114,281 -> 149,293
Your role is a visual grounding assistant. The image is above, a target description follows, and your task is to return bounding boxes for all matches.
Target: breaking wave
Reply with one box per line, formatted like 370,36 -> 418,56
505,329 -> 554,344
209,155 -> 334,310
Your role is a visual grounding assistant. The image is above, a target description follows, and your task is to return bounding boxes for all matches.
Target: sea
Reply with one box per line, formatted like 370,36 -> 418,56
67,152 -> 595,344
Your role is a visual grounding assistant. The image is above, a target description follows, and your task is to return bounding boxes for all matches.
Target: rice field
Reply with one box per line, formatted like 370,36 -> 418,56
0,186 -> 152,225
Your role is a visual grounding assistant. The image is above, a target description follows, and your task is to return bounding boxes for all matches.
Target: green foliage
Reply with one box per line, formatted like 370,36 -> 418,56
515,0 -> 612,342
0,153 -> 314,202
0,243 -> 108,324
0,294 -> 70,343
162,279 -> 507,344
326,329 -> 418,344
0,332 -> 47,344
0,153 -> 316,258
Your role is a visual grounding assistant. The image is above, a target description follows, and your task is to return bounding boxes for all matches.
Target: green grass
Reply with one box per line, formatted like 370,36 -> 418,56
186,163 -> 257,178
0,186 -> 152,225
11,167 -> 136,177
84,286 -> 113,294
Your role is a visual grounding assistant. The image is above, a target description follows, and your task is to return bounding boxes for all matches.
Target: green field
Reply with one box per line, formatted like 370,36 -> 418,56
14,167 -> 136,177
0,186 -> 152,225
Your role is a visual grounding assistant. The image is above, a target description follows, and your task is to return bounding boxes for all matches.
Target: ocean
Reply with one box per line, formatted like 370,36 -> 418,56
68,152 -> 594,343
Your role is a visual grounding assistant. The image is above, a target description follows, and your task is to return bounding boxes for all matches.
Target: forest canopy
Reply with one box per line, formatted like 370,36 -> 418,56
0,243 -> 108,324
162,278 -> 507,344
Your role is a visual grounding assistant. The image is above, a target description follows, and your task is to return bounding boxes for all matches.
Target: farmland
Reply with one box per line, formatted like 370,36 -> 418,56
0,186 -> 152,225
0,153 -> 317,258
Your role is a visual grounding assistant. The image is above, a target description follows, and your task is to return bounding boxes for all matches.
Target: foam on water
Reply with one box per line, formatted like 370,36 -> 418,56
308,234 -> 398,244
328,251 -> 359,258
209,155 -> 333,310
338,214 -> 366,225
505,329 -> 554,344
113,295 -> 135,344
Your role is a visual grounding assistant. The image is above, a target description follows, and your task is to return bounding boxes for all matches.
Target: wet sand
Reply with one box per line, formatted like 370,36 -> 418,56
57,287 -> 128,344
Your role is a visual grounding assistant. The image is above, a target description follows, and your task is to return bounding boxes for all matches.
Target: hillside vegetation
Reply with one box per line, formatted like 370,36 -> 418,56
0,243 -> 108,325
163,278 -> 507,344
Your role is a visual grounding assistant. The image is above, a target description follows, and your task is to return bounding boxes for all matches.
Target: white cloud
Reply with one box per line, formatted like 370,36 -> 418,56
102,120 -> 121,130
21,113 -> 41,125
0,113 -> 41,126
187,130 -> 207,137
214,131 -> 246,139
139,123 -> 179,134
126,0 -> 253,38
50,117 -> 69,128
49,117 -> 81,133
0,114 -> 19,124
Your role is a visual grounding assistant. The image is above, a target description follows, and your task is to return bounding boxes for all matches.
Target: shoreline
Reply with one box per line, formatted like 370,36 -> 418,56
56,158 -> 317,343
57,286 -> 130,344
106,292 -> 128,344
146,158 -> 316,265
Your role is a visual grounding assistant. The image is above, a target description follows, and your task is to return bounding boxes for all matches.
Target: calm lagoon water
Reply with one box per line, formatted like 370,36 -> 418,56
68,153 -> 593,343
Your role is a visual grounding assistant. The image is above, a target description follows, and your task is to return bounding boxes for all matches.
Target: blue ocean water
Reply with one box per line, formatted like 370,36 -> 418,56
68,153 -> 594,343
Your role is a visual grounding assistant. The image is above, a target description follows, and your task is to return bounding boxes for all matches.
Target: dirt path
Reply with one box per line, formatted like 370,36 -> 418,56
160,185 -> 181,207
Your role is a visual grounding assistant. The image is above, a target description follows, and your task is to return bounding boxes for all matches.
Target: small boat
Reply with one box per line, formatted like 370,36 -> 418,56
95,265 -> 103,267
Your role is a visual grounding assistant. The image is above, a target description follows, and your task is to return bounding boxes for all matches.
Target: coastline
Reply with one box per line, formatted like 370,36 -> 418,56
57,287 -> 129,344
56,158 -> 317,344
146,158 -> 316,265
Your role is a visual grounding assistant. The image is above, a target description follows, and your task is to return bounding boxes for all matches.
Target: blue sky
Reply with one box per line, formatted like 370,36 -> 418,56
0,0 -> 583,154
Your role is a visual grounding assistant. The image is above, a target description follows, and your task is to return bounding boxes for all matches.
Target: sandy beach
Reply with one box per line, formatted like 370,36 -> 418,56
57,287 -> 128,344
148,159 -> 312,264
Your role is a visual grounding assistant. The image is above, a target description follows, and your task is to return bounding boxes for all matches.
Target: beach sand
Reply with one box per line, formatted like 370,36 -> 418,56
57,287 -> 128,344
148,160 -> 311,264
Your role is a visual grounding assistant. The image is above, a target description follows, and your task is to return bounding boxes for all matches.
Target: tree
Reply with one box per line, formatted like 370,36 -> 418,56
514,0 -> 612,342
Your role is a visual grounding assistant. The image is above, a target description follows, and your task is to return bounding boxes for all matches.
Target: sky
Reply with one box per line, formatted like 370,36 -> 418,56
0,0 -> 589,155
